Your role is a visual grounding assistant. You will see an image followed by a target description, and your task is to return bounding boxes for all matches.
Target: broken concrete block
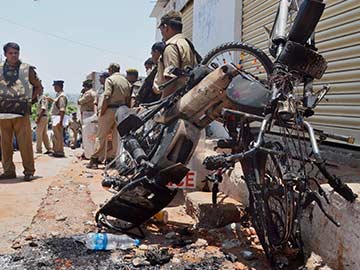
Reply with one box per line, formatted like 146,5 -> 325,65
219,163 -> 249,206
222,239 -> 241,249
185,191 -> 243,228
301,183 -> 360,270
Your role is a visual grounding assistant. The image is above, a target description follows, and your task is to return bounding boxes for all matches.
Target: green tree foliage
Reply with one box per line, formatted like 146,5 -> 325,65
31,104 -> 37,122
66,103 -> 78,115
31,102 -> 78,122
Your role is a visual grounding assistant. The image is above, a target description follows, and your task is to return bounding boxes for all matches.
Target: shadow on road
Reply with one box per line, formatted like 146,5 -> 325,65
0,176 -> 43,184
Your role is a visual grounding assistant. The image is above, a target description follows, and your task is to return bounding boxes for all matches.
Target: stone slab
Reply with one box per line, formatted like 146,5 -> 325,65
185,191 -> 243,228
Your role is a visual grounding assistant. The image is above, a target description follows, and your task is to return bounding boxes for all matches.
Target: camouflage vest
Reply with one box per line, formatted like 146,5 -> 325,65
0,62 -> 32,118
0,62 -> 32,100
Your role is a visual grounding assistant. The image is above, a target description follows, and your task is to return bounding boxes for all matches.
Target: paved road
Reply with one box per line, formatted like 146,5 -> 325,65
0,148 -> 77,253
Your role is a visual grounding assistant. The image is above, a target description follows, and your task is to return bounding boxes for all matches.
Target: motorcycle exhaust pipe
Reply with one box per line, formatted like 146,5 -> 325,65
288,0 -> 326,45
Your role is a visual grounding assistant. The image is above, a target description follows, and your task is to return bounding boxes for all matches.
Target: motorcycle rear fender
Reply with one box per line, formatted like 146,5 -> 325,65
117,114 -> 143,137
156,163 -> 190,185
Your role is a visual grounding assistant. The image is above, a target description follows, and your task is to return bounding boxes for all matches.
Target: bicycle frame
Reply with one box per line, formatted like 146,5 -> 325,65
270,0 -> 300,57
220,109 -> 347,173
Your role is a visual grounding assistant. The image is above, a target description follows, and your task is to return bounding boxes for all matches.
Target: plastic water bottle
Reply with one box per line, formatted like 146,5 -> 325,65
75,233 -> 140,251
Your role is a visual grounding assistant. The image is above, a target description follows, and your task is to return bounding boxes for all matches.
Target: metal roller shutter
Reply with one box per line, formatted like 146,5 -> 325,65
242,0 -> 360,146
181,0 -> 194,41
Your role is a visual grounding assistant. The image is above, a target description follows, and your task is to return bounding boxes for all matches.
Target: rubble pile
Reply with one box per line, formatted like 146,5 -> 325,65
0,237 -> 228,270
0,219 -> 267,270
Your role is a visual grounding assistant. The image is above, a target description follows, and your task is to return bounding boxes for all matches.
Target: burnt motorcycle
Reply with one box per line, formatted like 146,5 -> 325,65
95,43 -> 273,236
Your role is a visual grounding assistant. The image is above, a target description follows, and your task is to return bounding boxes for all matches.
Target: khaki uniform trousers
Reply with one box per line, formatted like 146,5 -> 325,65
70,129 -> 78,148
52,124 -> 65,155
91,109 -> 118,160
36,116 -> 51,153
0,116 -> 35,176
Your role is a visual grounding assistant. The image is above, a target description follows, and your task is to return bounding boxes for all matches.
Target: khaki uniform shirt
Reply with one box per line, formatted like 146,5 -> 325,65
131,80 -> 142,98
95,86 -> 104,113
36,95 -> 49,117
104,72 -> 132,106
51,91 -> 67,115
69,119 -> 81,132
78,88 -> 96,112
153,33 -> 197,96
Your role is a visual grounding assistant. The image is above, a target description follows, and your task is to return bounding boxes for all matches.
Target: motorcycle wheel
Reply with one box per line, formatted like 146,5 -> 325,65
201,42 -> 273,85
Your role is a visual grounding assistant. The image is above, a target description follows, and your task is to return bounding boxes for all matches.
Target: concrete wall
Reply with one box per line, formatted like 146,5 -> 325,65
86,72 -> 101,93
302,184 -> 360,270
152,0 -> 242,55
193,0 -> 242,56
152,0 -> 191,42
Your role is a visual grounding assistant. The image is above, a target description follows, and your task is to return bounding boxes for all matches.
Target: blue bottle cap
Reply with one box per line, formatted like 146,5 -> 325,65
134,239 -> 141,247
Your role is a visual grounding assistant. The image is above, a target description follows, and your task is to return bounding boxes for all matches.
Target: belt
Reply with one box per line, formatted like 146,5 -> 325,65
108,103 -> 126,108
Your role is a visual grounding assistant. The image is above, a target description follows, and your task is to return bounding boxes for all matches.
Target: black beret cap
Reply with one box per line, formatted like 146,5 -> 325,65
100,72 -> 110,78
53,80 -> 64,86
82,79 -> 93,88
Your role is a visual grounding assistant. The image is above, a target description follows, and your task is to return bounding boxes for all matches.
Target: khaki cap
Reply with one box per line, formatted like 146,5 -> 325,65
108,63 -> 120,71
158,11 -> 182,28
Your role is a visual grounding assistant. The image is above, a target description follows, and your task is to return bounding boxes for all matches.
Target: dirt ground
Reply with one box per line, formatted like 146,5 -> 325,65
0,146 -> 331,270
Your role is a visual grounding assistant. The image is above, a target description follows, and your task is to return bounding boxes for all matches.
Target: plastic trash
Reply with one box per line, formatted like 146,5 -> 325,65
153,210 -> 169,224
74,233 -> 140,251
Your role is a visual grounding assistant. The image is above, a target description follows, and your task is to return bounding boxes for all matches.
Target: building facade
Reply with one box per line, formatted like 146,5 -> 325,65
86,72 -> 102,93
150,0 -> 360,146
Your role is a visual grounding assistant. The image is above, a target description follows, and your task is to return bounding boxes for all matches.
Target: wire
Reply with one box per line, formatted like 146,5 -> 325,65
0,16 -> 143,63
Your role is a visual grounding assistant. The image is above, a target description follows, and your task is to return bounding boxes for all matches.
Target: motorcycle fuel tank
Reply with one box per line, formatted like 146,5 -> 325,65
226,75 -> 271,116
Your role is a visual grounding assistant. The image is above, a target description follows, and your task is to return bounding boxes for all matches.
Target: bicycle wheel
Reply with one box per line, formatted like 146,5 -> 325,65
250,141 -> 303,267
201,42 -> 273,85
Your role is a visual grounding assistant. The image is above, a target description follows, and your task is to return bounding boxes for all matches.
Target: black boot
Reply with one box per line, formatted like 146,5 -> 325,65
86,157 -> 99,169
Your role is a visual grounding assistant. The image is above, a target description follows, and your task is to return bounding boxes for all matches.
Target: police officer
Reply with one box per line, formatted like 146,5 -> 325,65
68,112 -> 81,149
151,42 -> 166,65
49,80 -> 67,158
144,58 -> 154,75
126,69 -> 141,107
94,72 -> 109,116
78,79 -> 96,119
0,42 -> 43,181
154,11 -> 200,98
35,90 -> 52,154
136,42 -> 165,106
87,63 -> 131,169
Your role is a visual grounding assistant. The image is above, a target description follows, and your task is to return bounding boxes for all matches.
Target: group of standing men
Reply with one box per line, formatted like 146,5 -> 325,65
36,80 -> 68,157
85,10 -> 199,169
79,63 -> 133,169
0,10 -> 199,179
